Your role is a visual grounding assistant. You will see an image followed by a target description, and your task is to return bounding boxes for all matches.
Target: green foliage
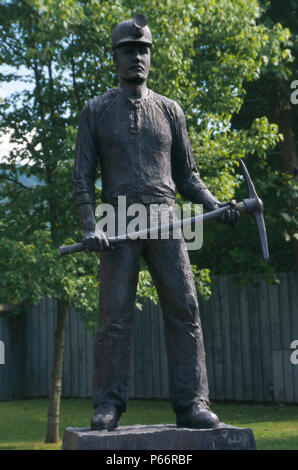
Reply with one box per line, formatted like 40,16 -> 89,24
135,270 -> 159,311
135,265 -> 212,312
213,0 -> 298,277
0,0 -> 294,328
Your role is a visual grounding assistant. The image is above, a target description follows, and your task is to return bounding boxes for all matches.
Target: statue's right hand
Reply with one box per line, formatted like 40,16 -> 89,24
82,229 -> 110,252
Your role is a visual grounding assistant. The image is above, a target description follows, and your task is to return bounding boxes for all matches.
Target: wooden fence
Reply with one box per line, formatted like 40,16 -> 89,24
0,272 -> 297,403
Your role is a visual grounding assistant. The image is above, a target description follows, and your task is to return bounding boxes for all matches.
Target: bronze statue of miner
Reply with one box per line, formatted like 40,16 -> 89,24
72,15 -> 240,431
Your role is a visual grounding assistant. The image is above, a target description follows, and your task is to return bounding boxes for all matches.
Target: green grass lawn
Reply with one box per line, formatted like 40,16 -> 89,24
0,399 -> 297,450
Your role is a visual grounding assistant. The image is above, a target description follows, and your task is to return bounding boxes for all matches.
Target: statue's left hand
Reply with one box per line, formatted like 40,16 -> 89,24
197,188 -> 240,226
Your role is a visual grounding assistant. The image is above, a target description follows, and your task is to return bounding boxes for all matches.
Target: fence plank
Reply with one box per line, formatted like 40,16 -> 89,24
272,350 -> 285,402
249,283 -> 264,401
219,276 -> 233,400
69,309 -> 79,397
78,313 -> 87,397
293,364 -> 298,404
39,298 -> 47,396
24,305 -> 31,397
288,272 -> 298,402
85,329 -> 94,398
48,299 -> 56,392
283,350 -> 294,403
5,316 -> 12,399
259,281 -> 273,401
211,280 -> 224,400
0,317 -> 7,399
45,298 -> 51,394
229,279 -> 244,401
279,273 -> 292,350
239,284 -> 254,401
0,316 -> 9,399
158,308 -> 169,398
268,282 -> 281,351
31,305 -> 40,398
62,309 -> 71,396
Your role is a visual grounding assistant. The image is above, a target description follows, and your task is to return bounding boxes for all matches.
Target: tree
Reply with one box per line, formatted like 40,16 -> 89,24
230,0 -> 298,270
0,0 -> 291,442
0,0 -> 131,443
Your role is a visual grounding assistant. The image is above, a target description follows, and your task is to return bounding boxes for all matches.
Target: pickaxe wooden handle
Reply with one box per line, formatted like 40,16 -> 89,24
60,159 -> 269,262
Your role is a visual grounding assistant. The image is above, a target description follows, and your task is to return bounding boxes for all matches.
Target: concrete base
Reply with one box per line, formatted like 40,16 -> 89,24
62,423 -> 257,450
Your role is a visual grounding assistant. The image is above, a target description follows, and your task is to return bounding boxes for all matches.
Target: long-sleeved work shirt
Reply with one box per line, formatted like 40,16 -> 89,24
72,87 -> 207,208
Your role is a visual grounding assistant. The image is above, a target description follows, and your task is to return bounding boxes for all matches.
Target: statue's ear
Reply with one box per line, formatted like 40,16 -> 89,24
113,50 -> 118,67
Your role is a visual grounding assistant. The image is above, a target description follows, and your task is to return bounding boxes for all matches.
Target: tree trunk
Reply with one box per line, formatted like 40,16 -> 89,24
45,300 -> 68,443
270,76 -> 298,266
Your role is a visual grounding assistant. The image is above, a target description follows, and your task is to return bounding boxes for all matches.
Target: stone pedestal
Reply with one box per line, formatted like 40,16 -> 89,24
62,423 -> 257,450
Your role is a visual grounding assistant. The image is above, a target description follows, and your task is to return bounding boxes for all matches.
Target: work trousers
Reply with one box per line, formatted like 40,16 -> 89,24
92,231 -> 210,415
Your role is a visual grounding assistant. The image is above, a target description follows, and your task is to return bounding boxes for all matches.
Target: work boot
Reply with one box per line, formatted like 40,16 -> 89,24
91,404 -> 121,431
176,402 -> 219,429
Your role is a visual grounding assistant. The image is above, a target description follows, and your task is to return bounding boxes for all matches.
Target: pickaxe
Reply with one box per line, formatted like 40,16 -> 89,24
59,159 -> 269,262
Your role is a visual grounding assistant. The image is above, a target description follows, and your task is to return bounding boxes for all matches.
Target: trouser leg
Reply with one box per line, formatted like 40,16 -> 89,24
142,237 -> 209,413
92,240 -> 141,414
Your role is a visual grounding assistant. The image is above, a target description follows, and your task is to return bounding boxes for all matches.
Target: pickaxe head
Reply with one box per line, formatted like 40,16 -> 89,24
239,159 -> 269,263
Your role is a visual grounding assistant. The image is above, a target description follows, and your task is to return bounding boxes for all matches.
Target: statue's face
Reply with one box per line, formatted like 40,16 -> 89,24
114,43 -> 151,83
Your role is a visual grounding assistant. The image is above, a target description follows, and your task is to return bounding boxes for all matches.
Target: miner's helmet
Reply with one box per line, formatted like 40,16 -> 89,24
112,14 -> 152,49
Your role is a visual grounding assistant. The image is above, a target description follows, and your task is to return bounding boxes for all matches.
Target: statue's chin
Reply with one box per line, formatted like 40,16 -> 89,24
125,75 -> 147,85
